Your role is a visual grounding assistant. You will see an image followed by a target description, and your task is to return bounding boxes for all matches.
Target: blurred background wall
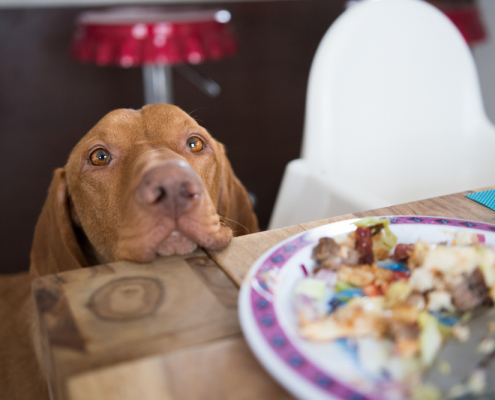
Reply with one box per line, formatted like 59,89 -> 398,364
0,0 -> 348,273
474,0 -> 495,121
1,0 -> 494,274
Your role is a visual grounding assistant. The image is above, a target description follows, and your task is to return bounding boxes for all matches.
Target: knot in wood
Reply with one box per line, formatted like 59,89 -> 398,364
88,277 -> 163,321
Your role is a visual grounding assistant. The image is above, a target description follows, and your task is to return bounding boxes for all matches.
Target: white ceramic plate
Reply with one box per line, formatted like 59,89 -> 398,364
239,216 -> 495,400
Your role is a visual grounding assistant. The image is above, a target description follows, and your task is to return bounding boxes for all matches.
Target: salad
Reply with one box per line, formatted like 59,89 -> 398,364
294,217 -> 495,399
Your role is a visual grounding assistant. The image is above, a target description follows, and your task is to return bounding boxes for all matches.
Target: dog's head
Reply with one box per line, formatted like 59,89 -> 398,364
30,104 -> 258,277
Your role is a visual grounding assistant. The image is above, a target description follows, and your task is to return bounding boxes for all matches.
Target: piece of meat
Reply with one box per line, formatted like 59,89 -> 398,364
388,321 -> 420,341
300,299 -> 388,341
340,245 -> 360,266
372,264 -> 393,286
388,305 -> 419,324
388,321 -> 421,357
338,265 -> 375,287
312,237 -> 359,271
393,243 -> 415,262
312,237 -> 339,263
312,237 -> 343,271
337,264 -> 392,288
405,292 -> 426,311
355,226 -> 374,265
451,268 -> 491,311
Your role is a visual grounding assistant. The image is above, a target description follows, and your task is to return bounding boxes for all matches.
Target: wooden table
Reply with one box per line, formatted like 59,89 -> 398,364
33,187 -> 495,400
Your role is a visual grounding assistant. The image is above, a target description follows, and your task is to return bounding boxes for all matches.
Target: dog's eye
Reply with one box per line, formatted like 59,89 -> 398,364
90,148 -> 111,166
186,136 -> 204,153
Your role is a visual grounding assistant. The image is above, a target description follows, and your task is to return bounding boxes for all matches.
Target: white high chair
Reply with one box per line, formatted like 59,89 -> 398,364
269,0 -> 495,230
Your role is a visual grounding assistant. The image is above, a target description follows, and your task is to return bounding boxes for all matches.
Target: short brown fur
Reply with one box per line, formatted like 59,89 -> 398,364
0,104 -> 258,400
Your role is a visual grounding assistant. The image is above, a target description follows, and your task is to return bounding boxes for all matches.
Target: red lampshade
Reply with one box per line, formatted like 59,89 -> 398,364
71,8 -> 238,67
440,4 -> 487,45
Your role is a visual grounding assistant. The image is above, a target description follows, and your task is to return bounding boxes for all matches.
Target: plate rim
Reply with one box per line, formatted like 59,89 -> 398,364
238,215 -> 495,400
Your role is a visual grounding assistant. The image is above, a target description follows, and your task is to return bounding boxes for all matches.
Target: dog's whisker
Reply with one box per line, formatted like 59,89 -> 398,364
13,103 -> 259,400
219,216 -> 250,234
219,220 -> 243,234
187,107 -> 206,121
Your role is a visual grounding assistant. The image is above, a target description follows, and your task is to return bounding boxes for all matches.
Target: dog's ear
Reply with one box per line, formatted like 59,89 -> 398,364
30,168 -> 88,277
217,145 -> 259,236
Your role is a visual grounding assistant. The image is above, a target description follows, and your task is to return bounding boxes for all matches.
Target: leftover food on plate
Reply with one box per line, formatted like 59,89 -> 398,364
294,217 -> 495,399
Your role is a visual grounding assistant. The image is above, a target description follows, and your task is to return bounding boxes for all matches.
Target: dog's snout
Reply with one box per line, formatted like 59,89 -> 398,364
137,160 -> 204,217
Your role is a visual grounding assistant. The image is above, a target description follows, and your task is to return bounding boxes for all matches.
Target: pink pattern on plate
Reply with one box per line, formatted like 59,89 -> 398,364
249,216 -> 495,400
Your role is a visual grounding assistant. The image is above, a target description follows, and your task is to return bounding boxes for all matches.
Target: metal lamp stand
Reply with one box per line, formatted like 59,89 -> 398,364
143,65 -> 174,105
142,64 -> 221,105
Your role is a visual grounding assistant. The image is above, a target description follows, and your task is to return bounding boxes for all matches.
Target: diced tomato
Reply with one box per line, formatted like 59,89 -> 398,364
356,226 -> 374,264
363,284 -> 382,297
392,271 -> 410,281
393,243 -> 415,261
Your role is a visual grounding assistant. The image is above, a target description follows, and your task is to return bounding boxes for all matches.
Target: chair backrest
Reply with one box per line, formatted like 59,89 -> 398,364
301,0 -> 494,204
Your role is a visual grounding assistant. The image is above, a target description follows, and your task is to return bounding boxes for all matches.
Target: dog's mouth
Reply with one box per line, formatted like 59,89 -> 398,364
114,185 -> 232,263
113,156 -> 233,263
115,210 -> 232,263
155,230 -> 197,257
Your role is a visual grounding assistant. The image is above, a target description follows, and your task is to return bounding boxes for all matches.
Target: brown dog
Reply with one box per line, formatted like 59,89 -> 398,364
0,104 -> 258,399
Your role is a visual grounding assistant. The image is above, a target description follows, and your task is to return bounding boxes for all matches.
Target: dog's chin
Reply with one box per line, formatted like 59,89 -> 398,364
155,231 -> 198,256
115,218 -> 232,264
115,195 -> 234,263
114,226 -> 198,263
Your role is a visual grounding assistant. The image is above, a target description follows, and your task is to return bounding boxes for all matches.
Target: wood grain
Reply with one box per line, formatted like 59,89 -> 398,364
33,250 -> 242,400
206,225 -> 305,287
186,256 -> 238,307
34,187 -> 495,400
33,276 -> 86,352
67,335 -> 292,400
87,277 -> 164,321
298,212 -> 358,230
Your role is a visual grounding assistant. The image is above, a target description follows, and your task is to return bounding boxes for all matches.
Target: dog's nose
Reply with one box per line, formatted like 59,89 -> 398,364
136,160 -> 204,217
